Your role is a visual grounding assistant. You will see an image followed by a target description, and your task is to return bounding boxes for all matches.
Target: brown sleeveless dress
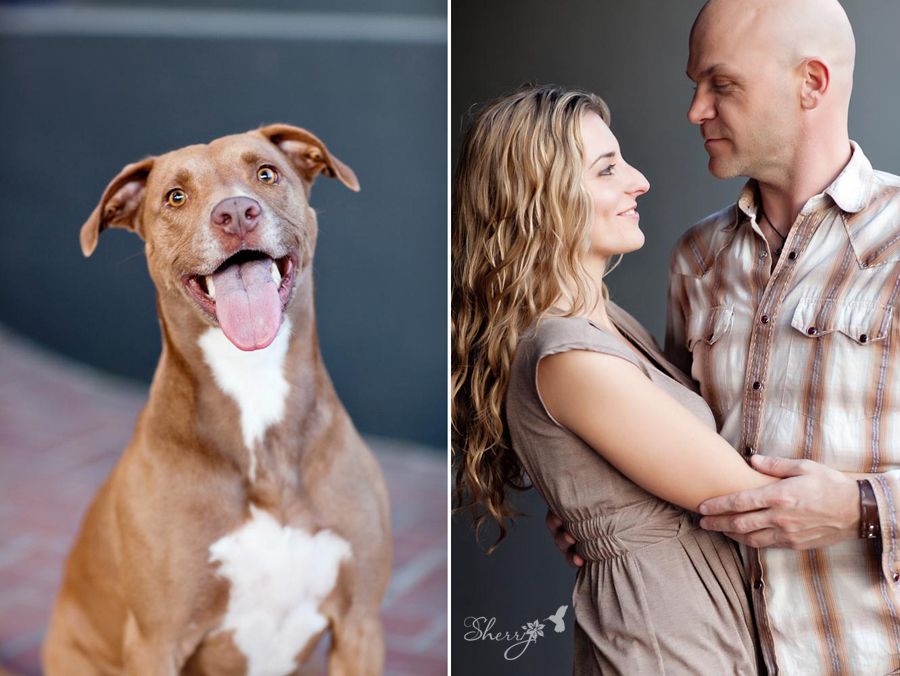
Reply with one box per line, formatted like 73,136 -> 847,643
505,303 -> 760,675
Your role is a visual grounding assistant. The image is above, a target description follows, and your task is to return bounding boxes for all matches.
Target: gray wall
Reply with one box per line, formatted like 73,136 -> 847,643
0,1 -> 446,448
451,1 -> 900,673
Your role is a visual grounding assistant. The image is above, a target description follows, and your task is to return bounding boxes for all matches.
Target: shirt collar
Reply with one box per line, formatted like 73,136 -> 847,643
735,181 -> 760,225
733,141 -> 875,225
824,141 -> 874,214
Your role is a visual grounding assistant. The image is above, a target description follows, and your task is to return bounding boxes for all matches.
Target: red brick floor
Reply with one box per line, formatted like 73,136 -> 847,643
0,326 -> 447,675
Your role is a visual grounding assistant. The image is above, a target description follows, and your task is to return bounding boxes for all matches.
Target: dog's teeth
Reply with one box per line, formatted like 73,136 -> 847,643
206,276 -> 216,299
271,261 -> 282,285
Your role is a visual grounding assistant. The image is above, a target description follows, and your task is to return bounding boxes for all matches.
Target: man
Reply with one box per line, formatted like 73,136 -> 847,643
550,0 -> 900,673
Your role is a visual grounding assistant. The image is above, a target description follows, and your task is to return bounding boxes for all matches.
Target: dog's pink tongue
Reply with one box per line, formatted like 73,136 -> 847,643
212,258 -> 282,351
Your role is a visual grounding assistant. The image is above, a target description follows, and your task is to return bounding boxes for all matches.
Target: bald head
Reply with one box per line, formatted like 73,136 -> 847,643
693,0 -> 855,95
686,0 -> 855,183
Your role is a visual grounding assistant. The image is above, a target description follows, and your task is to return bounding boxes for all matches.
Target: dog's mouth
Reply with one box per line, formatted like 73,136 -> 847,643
183,251 -> 297,351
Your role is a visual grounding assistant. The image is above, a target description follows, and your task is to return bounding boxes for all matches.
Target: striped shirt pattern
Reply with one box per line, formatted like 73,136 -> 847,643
666,143 -> 900,675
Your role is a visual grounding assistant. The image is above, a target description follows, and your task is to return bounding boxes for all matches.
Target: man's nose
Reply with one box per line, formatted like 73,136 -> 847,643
210,196 -> 262,237
687,89 -> 713,125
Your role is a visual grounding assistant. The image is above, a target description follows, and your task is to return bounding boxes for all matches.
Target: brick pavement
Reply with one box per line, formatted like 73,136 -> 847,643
0,326 -> 447,675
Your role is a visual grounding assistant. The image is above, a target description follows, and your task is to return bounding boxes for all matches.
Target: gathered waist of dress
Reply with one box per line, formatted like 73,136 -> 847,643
565,501 -> 698,563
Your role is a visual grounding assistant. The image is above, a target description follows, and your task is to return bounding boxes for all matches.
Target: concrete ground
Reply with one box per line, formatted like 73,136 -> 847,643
0,326 -> 447,675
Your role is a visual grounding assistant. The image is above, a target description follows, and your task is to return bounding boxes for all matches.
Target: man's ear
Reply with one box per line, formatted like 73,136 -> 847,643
257,123 -> 360,193
800,58 -> 830,110
80,156 -> 156,257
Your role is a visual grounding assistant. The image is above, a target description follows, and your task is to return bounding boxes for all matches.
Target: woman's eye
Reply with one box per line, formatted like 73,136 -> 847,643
166,189 -> 187,207
599,164 -> 616,177
257,166 -> 278,184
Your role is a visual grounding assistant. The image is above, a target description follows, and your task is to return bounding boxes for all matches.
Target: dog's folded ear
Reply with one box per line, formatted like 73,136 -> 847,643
258,124 -> 360,193
80,157 -> 156,257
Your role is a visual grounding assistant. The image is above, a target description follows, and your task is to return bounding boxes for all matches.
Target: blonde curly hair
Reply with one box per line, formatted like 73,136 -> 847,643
452,84 -> 613,550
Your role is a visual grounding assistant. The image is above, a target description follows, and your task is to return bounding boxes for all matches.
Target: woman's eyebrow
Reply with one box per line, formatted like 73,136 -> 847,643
589,151 -> 616,168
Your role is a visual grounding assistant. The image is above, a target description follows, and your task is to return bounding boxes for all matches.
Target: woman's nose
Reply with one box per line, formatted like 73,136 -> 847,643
629,166 -> 650,196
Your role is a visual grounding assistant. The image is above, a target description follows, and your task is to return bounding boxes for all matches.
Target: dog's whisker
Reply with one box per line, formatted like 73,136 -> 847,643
115,250 -> 146,266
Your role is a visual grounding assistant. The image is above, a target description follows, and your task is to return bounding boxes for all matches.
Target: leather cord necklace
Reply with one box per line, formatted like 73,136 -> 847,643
759,209 -> 788,241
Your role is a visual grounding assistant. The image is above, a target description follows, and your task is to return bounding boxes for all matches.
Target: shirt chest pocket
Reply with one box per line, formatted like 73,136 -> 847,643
684,305 -> 740,413
685,305 -> 735,352
779,298 -> 894,421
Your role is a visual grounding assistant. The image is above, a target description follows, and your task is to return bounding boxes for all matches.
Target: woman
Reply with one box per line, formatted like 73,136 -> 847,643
452,84 -> 774,674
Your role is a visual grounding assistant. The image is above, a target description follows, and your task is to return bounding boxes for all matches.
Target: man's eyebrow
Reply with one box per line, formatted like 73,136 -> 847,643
686,63 -> 731,81
589,151 -> 616,168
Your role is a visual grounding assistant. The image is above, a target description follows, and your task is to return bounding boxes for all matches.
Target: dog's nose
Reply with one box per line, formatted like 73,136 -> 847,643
211,197 -> 262,236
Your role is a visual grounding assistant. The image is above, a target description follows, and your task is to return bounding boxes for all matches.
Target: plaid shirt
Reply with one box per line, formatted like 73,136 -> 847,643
666,143 -> 900,675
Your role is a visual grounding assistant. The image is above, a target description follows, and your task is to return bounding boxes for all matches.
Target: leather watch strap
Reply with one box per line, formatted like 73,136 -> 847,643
858,479 -> 881,540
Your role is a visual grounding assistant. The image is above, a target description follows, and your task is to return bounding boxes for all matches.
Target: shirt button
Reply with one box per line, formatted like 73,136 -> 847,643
752,381 -> 762,390
759,251 -> 768,259
761,315 -> 770,324
788,251 -> 798,260
744,446 -> 754,456
807,327 -> 818,336
753,578 -> 764,590
894,572 -> 900,583
860,334 -> 869,343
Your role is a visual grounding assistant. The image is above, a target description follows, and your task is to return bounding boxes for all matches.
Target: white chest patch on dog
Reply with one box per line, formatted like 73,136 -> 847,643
198,319 -> 292,481
209,506 -> 352,676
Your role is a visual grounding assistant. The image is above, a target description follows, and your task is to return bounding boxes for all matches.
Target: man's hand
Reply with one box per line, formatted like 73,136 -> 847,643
698,455 -> 860,549
546,510 -> 584,567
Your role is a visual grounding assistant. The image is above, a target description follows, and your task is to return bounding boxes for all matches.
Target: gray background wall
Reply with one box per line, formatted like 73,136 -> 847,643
451,1 -> 900,673
0,0 -> 446,449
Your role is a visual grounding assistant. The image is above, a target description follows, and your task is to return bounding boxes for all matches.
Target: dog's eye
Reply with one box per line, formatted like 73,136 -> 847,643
257,166 -> 278,184
166,189 -> 187,208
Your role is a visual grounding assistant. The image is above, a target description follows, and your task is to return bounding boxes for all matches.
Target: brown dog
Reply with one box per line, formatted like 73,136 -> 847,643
42,125 -> 392,675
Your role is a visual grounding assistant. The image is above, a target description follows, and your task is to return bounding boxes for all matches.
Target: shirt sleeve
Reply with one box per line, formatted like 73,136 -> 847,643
866,472 -> 900,587
664,245 -> 693,377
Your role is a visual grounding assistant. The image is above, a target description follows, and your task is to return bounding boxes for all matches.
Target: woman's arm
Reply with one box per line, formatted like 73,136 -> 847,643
538,349 -> 777,512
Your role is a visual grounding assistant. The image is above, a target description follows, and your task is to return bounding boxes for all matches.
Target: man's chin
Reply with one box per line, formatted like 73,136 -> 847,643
707,157 -> 742,180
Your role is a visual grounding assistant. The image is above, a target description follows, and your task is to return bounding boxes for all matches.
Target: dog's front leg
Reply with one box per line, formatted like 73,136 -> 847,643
122,612 -> 180,676
326,609 -> 385,676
